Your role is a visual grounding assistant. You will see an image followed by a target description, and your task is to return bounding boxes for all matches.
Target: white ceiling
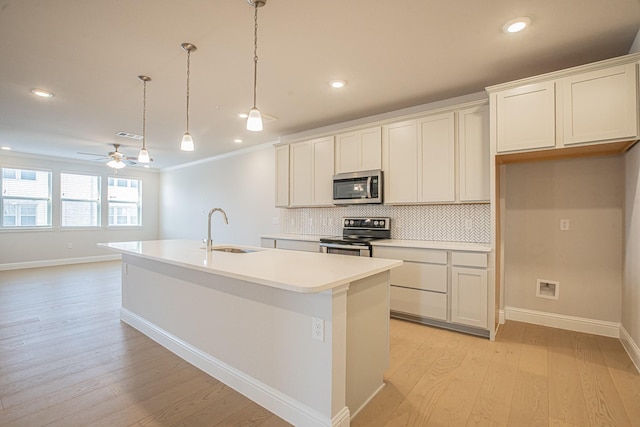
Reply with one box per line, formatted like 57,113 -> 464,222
1,0 -> 639,169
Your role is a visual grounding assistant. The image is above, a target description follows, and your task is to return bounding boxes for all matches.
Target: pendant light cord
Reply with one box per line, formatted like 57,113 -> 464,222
252,2 -> 259,109
186,48 -> 191,132
142,79 -> 147,150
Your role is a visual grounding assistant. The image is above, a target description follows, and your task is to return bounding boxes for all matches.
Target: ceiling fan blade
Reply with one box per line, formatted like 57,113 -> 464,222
77,151 -> 108,158
123,155 -> 153,163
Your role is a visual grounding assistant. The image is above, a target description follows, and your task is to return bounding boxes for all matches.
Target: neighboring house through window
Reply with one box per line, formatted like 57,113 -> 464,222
108,176 -> 142,226
61,173 -> 101,227
1,167 -> 52,227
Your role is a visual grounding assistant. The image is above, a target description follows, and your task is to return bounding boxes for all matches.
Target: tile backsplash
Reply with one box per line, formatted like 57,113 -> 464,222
280,204 -> 490,243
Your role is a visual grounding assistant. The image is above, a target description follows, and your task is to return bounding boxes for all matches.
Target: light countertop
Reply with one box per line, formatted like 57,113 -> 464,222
261,234 -> 491,252
99,239 -> 402,294
371,239 -> 492,252
260,233 -> 330,242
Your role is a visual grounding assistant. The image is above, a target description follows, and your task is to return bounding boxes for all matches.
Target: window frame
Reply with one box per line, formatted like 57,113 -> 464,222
1,166 -> 53,229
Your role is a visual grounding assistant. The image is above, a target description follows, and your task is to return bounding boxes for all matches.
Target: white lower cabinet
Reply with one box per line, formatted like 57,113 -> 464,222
261,237 -> 321,252
451,267 -> 488,329
375,246 -> 448,322
450,251 -> 488,329
274,239 -> 320,252
390,286 -> 447,321
376,245 -> 489,335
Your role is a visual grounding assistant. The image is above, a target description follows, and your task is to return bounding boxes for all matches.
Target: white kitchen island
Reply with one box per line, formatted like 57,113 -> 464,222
99,239 -> 402,427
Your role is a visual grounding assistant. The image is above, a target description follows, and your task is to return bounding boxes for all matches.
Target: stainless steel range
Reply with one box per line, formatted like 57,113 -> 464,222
319,217 -> 391,257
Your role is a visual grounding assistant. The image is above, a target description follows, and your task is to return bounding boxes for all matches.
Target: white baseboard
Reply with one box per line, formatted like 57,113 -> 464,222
499,309 -> 505,324
0,254 -> 121,271
504,306 -> 620,338
620,325 -> 640,373
120,308 -> 343,427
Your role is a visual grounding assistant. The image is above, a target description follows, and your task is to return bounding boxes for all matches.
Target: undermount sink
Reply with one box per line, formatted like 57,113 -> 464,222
212,246 -> 257,254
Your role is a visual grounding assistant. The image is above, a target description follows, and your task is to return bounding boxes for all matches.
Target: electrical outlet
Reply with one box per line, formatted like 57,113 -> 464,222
312,317 -> 324,342
464,218 -> 472,231
560,219 -> 570,231
67,242 -> 73,249
272,217 -> 279,225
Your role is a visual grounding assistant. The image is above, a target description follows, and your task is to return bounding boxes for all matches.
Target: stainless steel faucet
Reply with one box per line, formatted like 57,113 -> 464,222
206,208 -> 229,251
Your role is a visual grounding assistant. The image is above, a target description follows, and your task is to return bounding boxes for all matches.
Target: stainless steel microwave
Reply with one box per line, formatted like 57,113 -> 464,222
332,170 -> 383,205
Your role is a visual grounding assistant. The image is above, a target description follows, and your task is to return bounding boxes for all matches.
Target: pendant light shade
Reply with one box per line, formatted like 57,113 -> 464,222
246,0 -> 266,132
137,75 -> 151,164
180,42 -> 197,151
137,147 -> 150,163
181,132 -> 194,151
246,107 -> 263,131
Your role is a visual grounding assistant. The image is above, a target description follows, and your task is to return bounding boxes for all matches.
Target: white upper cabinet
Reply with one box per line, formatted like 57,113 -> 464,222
419,112 -> 455,203
490,54 -> 640,154
458,105 -> 490,202
335,126 -> 382,173
290,136 -> 335,207
495,81 -> 556,153
382,120 -> 419,204
274,145 -> 289,207
282,101 -> 489,207
383,107 -> 485,205
560,63 -> 638,146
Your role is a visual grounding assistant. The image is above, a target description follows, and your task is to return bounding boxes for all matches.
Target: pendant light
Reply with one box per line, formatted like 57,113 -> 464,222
137,75 -> 151,163
246,0 -> 266,132
180,43 -> 197,151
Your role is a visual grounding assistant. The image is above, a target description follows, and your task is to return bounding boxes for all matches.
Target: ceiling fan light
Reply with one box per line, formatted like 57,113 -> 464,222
107,159 -> 126,169
181,132 -> 194,151
246,107 -> 263,131
137,147 -> 150,163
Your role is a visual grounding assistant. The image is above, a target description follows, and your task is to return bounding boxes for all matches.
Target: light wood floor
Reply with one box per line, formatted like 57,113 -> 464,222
1,262 -> 639,426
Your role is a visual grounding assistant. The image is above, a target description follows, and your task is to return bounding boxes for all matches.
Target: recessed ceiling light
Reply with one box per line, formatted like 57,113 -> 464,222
238,113 -> 248,119
503,17 -> 531,33
1,146 -> 11,151
143,165 -> 150,168
234,139 -> 243,144
329,80 -> 346,89
31,88 -> 54,98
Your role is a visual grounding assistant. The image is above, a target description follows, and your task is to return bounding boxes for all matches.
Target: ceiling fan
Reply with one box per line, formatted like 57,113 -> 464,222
77,144 -> 151,169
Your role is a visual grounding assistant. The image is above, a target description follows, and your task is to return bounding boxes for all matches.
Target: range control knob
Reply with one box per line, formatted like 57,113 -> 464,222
344,219 -> 349,226
373,220 -> 379,226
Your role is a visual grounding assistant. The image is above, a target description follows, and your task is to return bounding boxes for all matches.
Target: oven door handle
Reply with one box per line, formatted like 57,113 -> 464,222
319,242 -> 368,251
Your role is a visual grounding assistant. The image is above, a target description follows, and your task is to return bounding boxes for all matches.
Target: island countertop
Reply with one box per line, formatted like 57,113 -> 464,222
99,239 -> 402,294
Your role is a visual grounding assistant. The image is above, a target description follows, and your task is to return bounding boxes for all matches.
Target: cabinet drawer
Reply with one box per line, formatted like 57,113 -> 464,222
390,262 -> 447,292
451,251 -> 487,268
374,246 -> 447,264
275,239 -> 319,253
260,238 -> 276,249
390,286 -> 447,321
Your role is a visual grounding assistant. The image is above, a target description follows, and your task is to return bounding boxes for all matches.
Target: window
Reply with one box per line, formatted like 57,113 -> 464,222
108,177 -> 141,226
61,173 -> 101,227
1,167 -> 52,227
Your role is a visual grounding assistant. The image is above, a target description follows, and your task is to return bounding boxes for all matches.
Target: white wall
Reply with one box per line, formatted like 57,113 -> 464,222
623,143 -> 640,366
0,151 -> 159,267
629,28 -> 640,54
158,144 -> 280,246
504,155 -> 624,323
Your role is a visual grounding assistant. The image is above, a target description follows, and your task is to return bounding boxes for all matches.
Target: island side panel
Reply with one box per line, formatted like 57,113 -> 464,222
120,254 -> 336,424
346,271 -> 390,416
